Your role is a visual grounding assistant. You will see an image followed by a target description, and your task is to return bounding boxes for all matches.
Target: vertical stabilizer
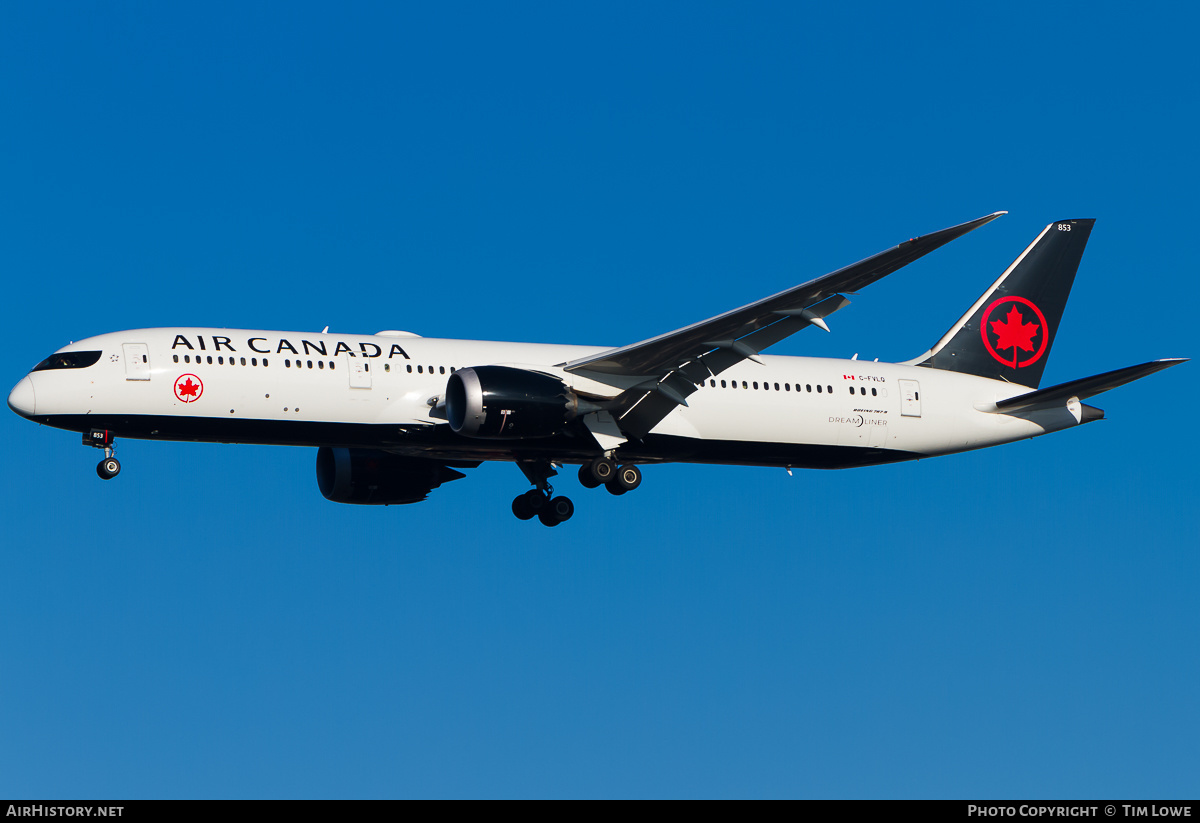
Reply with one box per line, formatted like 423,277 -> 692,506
908,218 -> 1094,388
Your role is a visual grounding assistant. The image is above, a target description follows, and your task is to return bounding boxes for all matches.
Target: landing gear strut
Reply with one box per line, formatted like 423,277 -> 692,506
512,459 -> 573,527
84,429 -> 121,480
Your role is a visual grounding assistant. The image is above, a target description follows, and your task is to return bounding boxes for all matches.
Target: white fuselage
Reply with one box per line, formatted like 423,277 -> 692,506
11,327 -> 1084,469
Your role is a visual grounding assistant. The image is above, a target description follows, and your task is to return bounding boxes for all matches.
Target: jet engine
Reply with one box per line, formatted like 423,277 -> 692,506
446,365 -> 591,439
316,447 -> 466,505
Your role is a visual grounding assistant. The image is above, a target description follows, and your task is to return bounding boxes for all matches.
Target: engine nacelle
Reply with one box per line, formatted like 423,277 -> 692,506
316,447 -> 465,505
446,365 -> 583,439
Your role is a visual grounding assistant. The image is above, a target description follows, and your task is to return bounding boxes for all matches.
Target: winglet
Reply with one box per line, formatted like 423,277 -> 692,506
898,211 -> 1007,249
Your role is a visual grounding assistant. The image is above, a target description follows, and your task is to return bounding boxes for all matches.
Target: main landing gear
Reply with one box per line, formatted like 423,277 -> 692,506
510,456 -> 644,526
511,489 -> 575,527
84,429 -> 121,480
512,459 -> 574,527
578,456 -> 641,496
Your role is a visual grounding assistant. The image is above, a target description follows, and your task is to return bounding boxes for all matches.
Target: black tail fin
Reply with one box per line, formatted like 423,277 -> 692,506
909,218 -> 1095,388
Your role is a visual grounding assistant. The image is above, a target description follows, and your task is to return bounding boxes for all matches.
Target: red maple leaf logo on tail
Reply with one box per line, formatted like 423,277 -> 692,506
178,378 -> 199,398
990,305 -> 1039,368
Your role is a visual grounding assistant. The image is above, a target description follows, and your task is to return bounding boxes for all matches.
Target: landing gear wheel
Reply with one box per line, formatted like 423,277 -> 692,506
97,457 -> 121,480
616,465 -> 641,491
548,496 -> 574,522
512,489 -> 548,520
512,494 -> 536,520
538,496 -> 574,527
581,457 -> 617,488
522,489 -> 547,512
606,464 -> 641,494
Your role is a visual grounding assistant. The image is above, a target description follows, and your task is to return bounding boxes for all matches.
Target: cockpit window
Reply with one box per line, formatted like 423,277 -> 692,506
32,351 -> 103,371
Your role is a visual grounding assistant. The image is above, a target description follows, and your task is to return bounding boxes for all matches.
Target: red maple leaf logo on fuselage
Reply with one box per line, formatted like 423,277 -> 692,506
990,305 -> 1039,368
174,374 -> 203,402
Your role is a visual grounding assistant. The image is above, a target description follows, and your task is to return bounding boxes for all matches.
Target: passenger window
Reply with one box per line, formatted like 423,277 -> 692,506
806,384 -> 812,392
184,355 -> 190,363
440,366 -> 445,374
251,358 -> 257,366
774,383 -> 779,391
285,359 -> 291,367
173,354 -> 179,363
753,382 -> 759,390
742,381 -> 748,389
816,384 -> 822,393
307,360 -> 313,369
871,388 -> 877,396
318,361 -> 325,369
848,387 -> 854,395
418,365 -> 423,374
785,383 -> 790,391
721,380 -> 727,388
218,356 -> 224,365
207,356 -> 213,364
241,357 -> 247,366
407,365 -> 413,373
263,358 -> 269,367
827,385 -> 832,393
384,364 -> 390,372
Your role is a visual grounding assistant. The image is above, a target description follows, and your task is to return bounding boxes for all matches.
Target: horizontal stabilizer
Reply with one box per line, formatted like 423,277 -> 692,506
992,358 -> 1187,412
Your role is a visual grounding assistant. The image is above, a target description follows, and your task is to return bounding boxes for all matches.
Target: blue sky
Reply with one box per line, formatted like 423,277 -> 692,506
1,2 -> 1196,798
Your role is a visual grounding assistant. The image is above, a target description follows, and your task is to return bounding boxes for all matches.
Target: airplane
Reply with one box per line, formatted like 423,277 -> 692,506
7,212 -> 1185,526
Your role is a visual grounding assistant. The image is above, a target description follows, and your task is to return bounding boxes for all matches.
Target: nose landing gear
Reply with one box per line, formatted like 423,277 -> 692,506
84,429 -> 121,480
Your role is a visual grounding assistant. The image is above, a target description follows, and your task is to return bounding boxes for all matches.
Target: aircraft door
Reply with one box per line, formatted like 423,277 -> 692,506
122,343 -> 151,381
899,379 -> 921,417
347,355 -> 371,389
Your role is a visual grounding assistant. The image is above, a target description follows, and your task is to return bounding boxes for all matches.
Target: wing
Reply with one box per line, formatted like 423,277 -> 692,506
565,211 -> 1005,438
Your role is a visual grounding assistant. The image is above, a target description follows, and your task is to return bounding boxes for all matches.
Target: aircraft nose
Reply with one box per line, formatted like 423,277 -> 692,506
8,375 -> 35,417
